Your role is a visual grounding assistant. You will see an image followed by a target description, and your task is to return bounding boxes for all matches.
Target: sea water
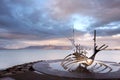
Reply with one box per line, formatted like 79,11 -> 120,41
0,49 -> 120,70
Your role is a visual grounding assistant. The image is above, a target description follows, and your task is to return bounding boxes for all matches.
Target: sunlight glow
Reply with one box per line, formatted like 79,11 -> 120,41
72,14 -> 96,31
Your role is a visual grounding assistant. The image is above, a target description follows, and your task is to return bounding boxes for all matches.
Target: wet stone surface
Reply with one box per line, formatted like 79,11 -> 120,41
33,59 -> 120,79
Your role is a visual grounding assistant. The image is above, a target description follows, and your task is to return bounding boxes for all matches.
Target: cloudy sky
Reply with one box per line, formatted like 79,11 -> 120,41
0,0 -> 120,49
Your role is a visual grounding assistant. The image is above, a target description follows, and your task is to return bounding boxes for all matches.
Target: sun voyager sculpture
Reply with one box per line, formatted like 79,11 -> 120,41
61,30 -> 112,73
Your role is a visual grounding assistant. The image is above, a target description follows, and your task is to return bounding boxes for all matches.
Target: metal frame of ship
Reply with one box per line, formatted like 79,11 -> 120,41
61,30 -> 112,73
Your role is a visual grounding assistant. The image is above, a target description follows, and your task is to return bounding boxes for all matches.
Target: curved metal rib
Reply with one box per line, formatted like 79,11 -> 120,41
91,62 -> 112,73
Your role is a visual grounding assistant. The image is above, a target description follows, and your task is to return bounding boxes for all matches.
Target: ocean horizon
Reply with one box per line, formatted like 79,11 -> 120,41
0,49 -> 120,70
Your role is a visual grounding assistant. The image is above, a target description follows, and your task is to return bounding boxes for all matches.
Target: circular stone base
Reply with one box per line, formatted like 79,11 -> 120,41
33,59 -> 120,79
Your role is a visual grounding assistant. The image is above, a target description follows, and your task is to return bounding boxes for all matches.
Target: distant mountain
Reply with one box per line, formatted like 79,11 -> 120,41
0,45 -> 91,50
21,45 -> 92,50
0,45 -> 72,50
1,45 -> 119,50
21,45 -> 72,50
0,47 -> 7,50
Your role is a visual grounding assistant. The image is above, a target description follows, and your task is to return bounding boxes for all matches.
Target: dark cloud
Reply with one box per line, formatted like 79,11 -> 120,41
0,0 -> 119,49
0,0 -> 12,15
0,0 -> 119,39
48,0 -> 120,35
0,0 -> 75,41
96,28 -> 120,36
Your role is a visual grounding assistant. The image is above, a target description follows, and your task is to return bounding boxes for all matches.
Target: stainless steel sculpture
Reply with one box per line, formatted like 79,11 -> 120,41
61,30 -> 112,73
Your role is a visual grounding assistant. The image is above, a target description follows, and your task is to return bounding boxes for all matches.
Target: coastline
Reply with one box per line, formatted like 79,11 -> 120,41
0,60 -> 81,80
0,60 -> 43,77
0,60 -> 120,80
